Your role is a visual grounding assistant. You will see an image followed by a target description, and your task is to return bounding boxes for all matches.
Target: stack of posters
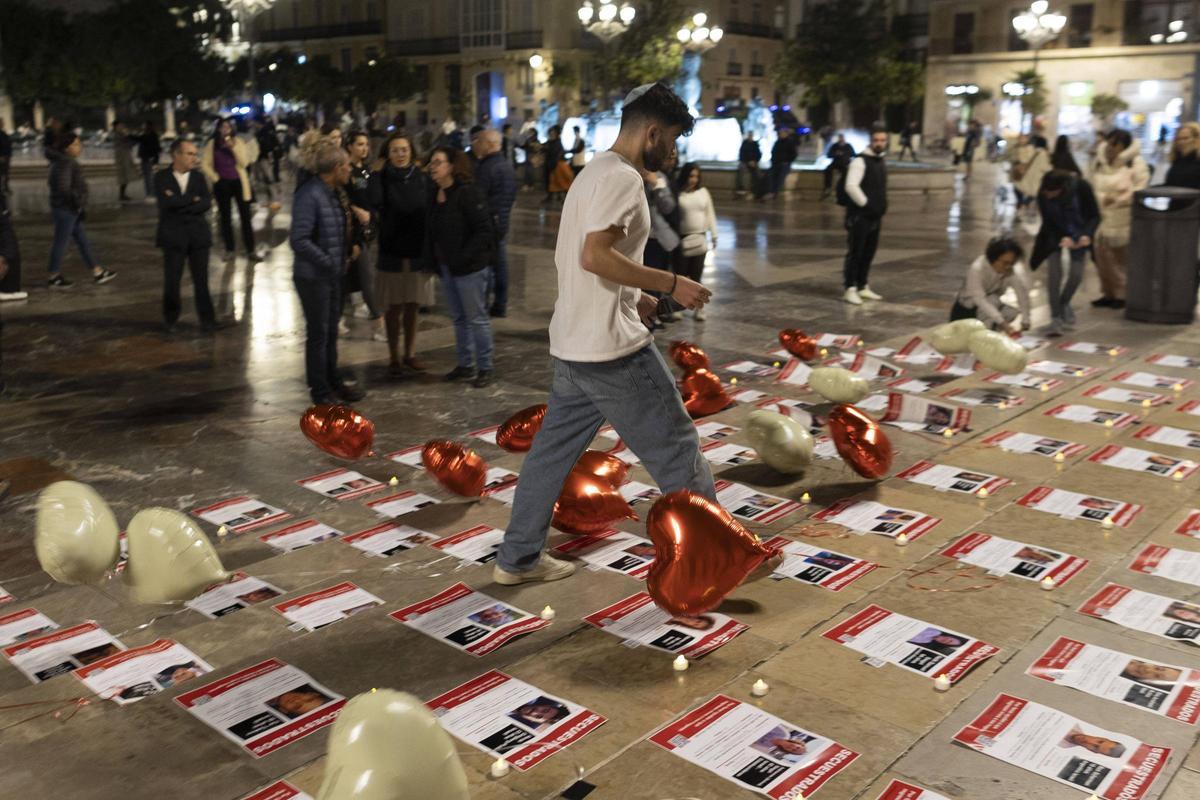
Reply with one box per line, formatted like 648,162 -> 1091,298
391,583 -> 548,656
75,639 -> 212,704
584,593 -> 747,657
940,533 -> 1088,586
1079,584 -> 1200,646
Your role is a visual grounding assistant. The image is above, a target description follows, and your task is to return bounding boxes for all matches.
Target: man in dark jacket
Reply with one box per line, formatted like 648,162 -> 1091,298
138,122 -> 162,201
822,134 -> 855,198
290,142 -> 365,405
155,139 -> 218,333
1031,169 -> 1101,336
471,129 -> 518,317
736,133 -> 761,198
768,127 -> 798,198
840,125 -> 889,305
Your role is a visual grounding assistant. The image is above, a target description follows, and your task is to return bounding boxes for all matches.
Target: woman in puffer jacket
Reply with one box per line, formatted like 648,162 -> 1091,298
1089,129 -> 1149,310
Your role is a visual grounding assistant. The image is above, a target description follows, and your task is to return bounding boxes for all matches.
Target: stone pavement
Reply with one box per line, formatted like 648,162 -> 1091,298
1,164 -> 1199,799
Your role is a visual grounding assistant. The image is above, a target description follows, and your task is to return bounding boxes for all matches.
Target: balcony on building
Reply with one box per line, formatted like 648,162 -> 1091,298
723,20 -> 782,39
506,30 -> 543,50
258,20 -> 383,43
388,37 -> 461,56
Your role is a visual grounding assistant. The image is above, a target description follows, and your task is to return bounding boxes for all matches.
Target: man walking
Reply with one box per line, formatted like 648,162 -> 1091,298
154,139 -> 217,333
839,125 -> 888,305
494,83 -> 712,585
138,122 -> 161,202
472,129 -> 518,317
768,127 -> 798,198
821,133 -> 855,199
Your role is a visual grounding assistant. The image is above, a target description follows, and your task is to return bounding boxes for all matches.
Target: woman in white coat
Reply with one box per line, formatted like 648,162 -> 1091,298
1008,133 -> 1050,219
1089,128 -> 1149,309
202,117 -> 259,260
674,163 -> 717,320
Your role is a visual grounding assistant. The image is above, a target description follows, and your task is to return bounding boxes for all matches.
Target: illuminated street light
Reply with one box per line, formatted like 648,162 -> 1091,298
578,1 -> 635,43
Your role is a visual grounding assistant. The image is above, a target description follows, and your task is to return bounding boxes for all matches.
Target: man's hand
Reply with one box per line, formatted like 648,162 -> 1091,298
1077,235 -> 1091,248
164,189 -> 174,197
351,206 -> 371,226
1059,236 -> 1073,249
350,244 -> 361,260
671,275 -> 711,310
637,293 -> 658,327
191,195 -> 201,203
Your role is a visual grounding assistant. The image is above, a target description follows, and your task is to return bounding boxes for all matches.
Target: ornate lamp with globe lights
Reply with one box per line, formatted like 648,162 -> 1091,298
215,0 -> 277,104
578,2 -> 636,44
1011,0 -> 1066,71
675,12 -> 724,118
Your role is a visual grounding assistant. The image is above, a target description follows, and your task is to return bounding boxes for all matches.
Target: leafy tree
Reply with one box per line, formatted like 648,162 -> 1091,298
1091,93 -> 1128,122
771,0 -> 891,109
592,0 -> 689,105
350,58 -> 424,114
855,56 -> 926,121
1010,67 -> 1047,119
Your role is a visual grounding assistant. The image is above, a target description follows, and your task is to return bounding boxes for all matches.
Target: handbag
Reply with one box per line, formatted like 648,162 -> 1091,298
680,233 -> 708,256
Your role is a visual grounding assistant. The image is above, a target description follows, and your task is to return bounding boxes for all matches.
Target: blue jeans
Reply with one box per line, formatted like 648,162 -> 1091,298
498,344 -> 716,572
47,207 -> 98,275
1046,247 -> 1087,323
439,265 -> 493,372
488,236 -> 508,313
293,275 -> 342,400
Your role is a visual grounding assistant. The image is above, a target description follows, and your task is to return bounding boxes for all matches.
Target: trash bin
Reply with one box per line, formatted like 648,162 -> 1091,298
1126,186 -> 1200,324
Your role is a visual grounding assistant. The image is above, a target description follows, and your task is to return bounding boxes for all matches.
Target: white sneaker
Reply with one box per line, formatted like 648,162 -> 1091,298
353,303 -> 373,320
338,319 -> 350,336
843,287 -> 863,305
372,329 -> 388,342
694,306 -> 706,321
493,554 -> 577,585
0,291 -> 28,301
858,286 -> 883,301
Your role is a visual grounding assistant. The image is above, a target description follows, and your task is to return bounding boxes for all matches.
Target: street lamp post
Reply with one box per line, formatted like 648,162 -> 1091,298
675,12 -> 724,118
1011,0 -> 1066,73
217,0 -> 276,108
578,2 -> 636,44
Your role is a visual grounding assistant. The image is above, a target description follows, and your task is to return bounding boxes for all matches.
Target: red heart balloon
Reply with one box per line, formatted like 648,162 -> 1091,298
779,329 -> 819,361
496,404 -> 548,452
421,440 -> 489,496
645,490 -> 777,616
669,340 -> 711,372
827,404 -> 894,479
679,369 -> 732,418
552,449 -> 636,534
300,404 -> 375,460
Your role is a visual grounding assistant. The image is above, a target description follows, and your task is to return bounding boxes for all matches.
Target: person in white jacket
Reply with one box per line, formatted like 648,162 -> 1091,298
950,237 -> 1031,333
1090,129 -> 1149,309
674,163 -> 717,320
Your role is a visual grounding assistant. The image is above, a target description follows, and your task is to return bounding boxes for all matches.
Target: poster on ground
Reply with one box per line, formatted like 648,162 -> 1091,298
0,607 -> 58,647
1043,404 -> 1137,428
1087,445 -> 1198,478
384,445 -> 425,469
932,354 -> 979,376
431,525 -> 505,566
553,529 -> 656,579
1129,544 -> 1200,587
391,582 -> 548,656
1113,371 -> 1191,390
775,360 -> 813,387
875,780 -> 950,800
1079,583 -> 1200,646
175,658 -> 345,758
952,693 -> 1170,799
1027,359 -> 1098,377
619,480 -> 662,508
940,532 -> 1088,586
1083,385 -> 1169,407
715,479 -> 803,525
649,694 -> 859,799
880,393 -> 971,434
295,468 -> 384,501
271,582 -> 383,632
1135,424 -> 1200,451
812,499 -> 941,541
980,431 -> 1088,459
894,461 -> 1011,496
2,622 -> 125,684
1015,487 -> 1142,527
75,638 -> 212,705
186,572 -> 284,619
584,593 -> 747,657
366,490 -> 440,518
1061,341 -> 1126,356
191,496 -> 290,534
1146,353 -> 1200,369
1028,636 -> 1200,724
722,360 -> 781,378
1174,510 -> 1200,538
822,605 -> 998,683
427,670 -> 604,770
241,781 -> 313,800
258,519 -> 343,553
842,352 -> 902,380
984,371 -> 1062,390
761,536 -> 878,591
702,441 -> 760,467
343,522 -> 440,557
941,387 -> 1024,407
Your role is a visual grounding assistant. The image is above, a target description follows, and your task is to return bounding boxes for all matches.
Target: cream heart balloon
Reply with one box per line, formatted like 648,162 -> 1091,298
930,318 -> 986,354
809,366 -> 870,404
35,481 -> 120,585
968,329 -> 1027,375
124,508 -> 229,604
317,689 -> 469,800
746,410 -> 814,473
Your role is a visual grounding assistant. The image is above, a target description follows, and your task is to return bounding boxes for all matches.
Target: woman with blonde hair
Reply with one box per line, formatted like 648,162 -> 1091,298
1166,121 -> 1200,189
202,117 -> 260,260
1090,129 -> 1149,309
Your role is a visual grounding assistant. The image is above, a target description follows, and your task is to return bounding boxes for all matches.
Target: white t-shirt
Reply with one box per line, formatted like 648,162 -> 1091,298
549,150 -> 653,362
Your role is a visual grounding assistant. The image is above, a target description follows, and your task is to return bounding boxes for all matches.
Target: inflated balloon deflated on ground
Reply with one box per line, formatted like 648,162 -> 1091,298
422,440 -> 489,497
35,480 -> 121,585
746,410 -> 814,473
301,404 -> 376,459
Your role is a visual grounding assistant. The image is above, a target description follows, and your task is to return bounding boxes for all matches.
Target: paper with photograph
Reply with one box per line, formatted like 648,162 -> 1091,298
880,393 -> 971,434
1087,445 -> 1198,479
366,490 -> 440,518
812,499 -> 941,541
430,525 -> 505,566
941,532 -> 1088,586
185,572 -> 284,619
1113,371 -> 1191,390
271,582 -> 383,632
0,607 -> 58,647
1043,404 -> 1138,428
875,780 -> 950,800
1016,487 -> 1142,527
1083,385 -> 1169,407
241,781 -> 313,800
258,519 -> 344,553
984,371 -> 1062,390
191,496 -> 290,533
391,582 -> 548,657
343,522 -> 441,557
895,460 -> 1011,495
75,638 -> 212,705
1027,359 -> 1098,377
1080,583 -> 1200,647
2,621 -> 125,684
980,431 -> 1088,459
554,529 -> 656,579
585,592 -> 747,658
1129,544 -> 1200,588
715,479 -> 803,525
295,468 -> 384,501
762,537 -> 878,591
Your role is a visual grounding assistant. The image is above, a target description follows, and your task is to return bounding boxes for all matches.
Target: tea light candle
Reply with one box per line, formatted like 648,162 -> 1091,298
1041,576 -> 1056,591
673,655 -> 689,672
1174,470 -> 1186,482
1174,383 -> 1185,392
977,487 -> 989,499
388,476 -> 399,486
942,428 -> 954,438
1142,399 -> 1152,408
540,605 -> 556,620
1054,452 -> 1065,463
895,532 -> 909,547
933,674 -> 951,692
773,361 -> 781,368
1101,517 -> 1114,529
997,402 -> 1007,410
490,758 -> 510,778
1075,370 -> 1086,377
217,525 -> 228,538
751,679 -> 770,697
820,348 -> 829,357
1040,383 -> 1051,392
1108,348 -> 1120,357
1104,419 -> 1114,428
801,492 -> 812,504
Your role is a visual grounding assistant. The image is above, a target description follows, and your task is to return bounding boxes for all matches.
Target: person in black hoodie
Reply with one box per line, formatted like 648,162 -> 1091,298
427,146 -> 496,388
839,126 -> 888,304
1166,122 -> 1200,189
822,133 -> 855,198
768,127 -> 798,198
736,132 -> 761,198
1030,169 -> 1101,336
46,133 -> 116,288
1050,134 -> 1082,174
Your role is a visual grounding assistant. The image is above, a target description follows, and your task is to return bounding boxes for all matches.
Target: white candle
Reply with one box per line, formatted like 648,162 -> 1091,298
217,525 -> 228,537
1101,517 -> 1114,529
388,476 -> 399,486
490,758 -> 510,778
1040,576 -> 1055,591
933,674 -> 951,692
751,678 -> 770,697
1174,383 -> 1185,392
540,605 -> 556,620
1108,348 -> 1120,357
1142,398 -> 1152,408
801,492 -> 812,504
772,361 -> 782,368
942,428 -> 954,438
895,532 -> 909,547
1104,419 -> 1115,428
977,487 -> 989,499
1174,471 -> 1186,482
997,401 -> 1007,410
1040,383 -> 1051,392
730,377 -> 739,385
1054,452 -> 1065,463
820,348 -> 829,357
673,655 -> 689,671
1075,370 -> 1086,377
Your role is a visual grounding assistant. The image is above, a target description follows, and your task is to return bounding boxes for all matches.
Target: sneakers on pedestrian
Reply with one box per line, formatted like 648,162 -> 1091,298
93,269 -> 117,285
1038,320 -> 1064,337
335,384 -> 366,403
694,306 -> 706,321
1111,299 -> 1126,310
338,319 -> 350,336
371,329 -> 388,342
0,291 -> 28,301
1062,306 -> 1077,329
843,287 -> 863,305
444,366 -> 475,382
473,370 -> 493,388
1091,296 -> 1115,308
858,286 -> 883,301
353,303 -> 373,320
48,274 -> 74,289
493,554 -> 577,586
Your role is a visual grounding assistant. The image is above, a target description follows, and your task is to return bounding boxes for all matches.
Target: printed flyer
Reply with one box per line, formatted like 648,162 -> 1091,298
1043,404 -> 1138,428
984,371 -> 1062,390
894,460 -> 1012,495
1079,583 -> 1200,646
392,582 -> 548,656
940,533 -> 1088,585
761,536 -> 878,591
1016,334 -> 1051,350
722,360 -> 781,378
258,519 -> 344,553
822,605 -> 998,683
191,496 -> 290,534
650,695 -> 858,799
343,522 -> 441,557
1027,360 -> 1098,377
619,480 -> 662,508
702,441 -> 760,467
427,670 -> 605,770
812,499 -> 941,541
953,693 -> 1170,799
2,621 -> 125,683
875,780 -> 950,800
366,490 -> 440,517
857,394 -> 890,412
810,332 -> 860,349
1082,385 -> 1169,407
1175,510 -> 1200,538
1177,400 -> 1200,416
1130,544 -> 1200,587
431,525 -> 505,565
695,421 -> 741,440
755,397 -> 821,432
932,354 -> 979,376
75,638 -> 212,705
715,479 -> 803,525
1087,445 -> 1198,478
980,431 -> 1089,459
731,387 -> 769,404
880,393 -> 971,434
1114,371 -> 1192,390
940,387 -> 1023,407
604,439 -> 642,466
482,467 -> 521,498
0,583 -> 10,604
553,529 -> 656,579
584,592 -> 747,657
467,425 -> 499,445
174,658 -> 345,758
1135,424 -> 1200,451
186,572 -> 284,619
886,377 -> 942,395
1016,487 -> 1142,527
1028,636 -> 1200,724
843,352 -> 902,380
1146,353 -> 1200,369
1061,341 -> 1126,356
893,336 -> 941,362
385,444 -> 425,469
241,781 -> 313,800
0,607 -> 58,647
295,468 -> 384,501
776,360 -> 813,387
271,582 -> 383,632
